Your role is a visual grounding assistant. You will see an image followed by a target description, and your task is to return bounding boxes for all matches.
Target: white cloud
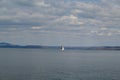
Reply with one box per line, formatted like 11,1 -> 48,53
31,26 -> 43,30
90,30 -> 98,34
35,1 -> 50,7
72,9 -> 83,15
55,15 -> 84,26
7,28 -> 17,31
100,27 -> 107,30
107,33 -> 112,36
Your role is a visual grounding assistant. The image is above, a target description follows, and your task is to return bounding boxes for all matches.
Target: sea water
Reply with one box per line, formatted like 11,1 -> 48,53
0,48 -> 120,80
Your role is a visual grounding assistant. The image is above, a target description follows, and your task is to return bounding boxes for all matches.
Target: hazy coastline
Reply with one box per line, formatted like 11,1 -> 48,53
0,42 -> 120,50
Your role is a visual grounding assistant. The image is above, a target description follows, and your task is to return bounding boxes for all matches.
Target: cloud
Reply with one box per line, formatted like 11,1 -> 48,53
55,15 -> 84,26
31,26 -> 43,30
35,1 -> 50,7
0,0 -> 120,46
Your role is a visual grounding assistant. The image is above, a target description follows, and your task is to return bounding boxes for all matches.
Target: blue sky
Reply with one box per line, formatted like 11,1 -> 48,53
0,0 -> 120,46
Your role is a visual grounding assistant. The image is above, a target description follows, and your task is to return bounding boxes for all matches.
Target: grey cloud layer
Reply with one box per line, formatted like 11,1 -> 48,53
0,0 -> 120,46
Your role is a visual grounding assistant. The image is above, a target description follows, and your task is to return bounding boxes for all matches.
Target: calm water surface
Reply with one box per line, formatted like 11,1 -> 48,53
0,48 -> 120,80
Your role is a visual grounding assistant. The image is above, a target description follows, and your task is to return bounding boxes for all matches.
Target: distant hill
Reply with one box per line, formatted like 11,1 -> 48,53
0,42 -> 42,48
0,42 -> 12,46
0,42 -> 120,50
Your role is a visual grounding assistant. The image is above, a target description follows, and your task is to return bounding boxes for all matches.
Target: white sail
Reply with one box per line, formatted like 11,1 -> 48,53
62,47 -> 64,51
61,46 -> 64,51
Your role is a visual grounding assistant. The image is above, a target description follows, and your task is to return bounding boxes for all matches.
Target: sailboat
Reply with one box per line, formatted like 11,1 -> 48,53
61,46 -> 64,51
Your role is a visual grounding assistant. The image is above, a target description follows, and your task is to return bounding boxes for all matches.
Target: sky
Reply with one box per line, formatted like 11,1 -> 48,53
0,0 -> 120,46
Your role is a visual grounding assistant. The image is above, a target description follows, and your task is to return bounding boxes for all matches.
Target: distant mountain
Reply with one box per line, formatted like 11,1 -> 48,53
0,42 -> 42,48
0,42 -> 12,46
0,42 -> 120,50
